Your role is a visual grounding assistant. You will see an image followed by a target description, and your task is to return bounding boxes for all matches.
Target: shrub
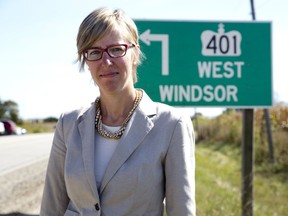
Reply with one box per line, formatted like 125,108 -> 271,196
197,110 -> 241,146
197,105 -> 288,169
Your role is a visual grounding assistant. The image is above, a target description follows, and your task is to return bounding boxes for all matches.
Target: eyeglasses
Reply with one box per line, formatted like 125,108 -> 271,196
83,44 -> 135,61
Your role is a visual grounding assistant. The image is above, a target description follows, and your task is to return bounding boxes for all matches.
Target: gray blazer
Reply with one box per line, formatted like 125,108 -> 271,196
40,91 -> 196,216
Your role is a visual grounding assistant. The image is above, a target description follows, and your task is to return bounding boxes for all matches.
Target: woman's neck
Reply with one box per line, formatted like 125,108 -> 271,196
99,89 -> 137,126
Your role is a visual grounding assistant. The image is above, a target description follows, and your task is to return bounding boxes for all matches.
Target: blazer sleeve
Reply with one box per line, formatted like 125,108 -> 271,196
40,113 -> 69,216
165,115 -> 196,216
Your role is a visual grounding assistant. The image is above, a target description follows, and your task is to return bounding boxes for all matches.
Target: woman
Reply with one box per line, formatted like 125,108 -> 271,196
40,7 -> 196,216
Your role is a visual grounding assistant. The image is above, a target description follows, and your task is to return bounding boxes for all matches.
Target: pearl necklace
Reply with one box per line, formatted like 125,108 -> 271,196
95,90 -> 142,139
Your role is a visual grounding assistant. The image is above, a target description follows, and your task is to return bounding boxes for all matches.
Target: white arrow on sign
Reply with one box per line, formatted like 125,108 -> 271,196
139,29 -> 169,76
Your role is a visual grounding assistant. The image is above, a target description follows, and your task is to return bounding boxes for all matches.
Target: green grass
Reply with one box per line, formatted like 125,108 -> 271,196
196,143 -> 241,215
195,143 -> 288,216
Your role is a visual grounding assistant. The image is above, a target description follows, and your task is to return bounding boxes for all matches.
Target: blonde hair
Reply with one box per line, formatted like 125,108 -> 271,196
76,8 -> 144,82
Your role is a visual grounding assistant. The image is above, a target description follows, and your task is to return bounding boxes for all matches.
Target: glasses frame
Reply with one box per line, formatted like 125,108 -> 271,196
83,43 -> 135,61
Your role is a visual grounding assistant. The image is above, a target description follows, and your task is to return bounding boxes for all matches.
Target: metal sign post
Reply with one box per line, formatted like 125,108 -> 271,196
242,109 -> 254,216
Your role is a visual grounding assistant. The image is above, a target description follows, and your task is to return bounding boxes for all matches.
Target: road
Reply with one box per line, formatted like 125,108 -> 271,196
0,133 -> 53,215
0,133 -> 53,175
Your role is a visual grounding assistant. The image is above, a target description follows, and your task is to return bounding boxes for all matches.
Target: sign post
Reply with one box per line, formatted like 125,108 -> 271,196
242,109 -> 254,216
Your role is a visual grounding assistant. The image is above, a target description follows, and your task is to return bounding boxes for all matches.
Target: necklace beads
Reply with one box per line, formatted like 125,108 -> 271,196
95,90 -> 142,139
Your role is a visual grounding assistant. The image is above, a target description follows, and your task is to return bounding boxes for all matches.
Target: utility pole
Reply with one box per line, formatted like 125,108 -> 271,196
250,0 -> 256,20
264,110 -> 275,163
250,0 -> 275,165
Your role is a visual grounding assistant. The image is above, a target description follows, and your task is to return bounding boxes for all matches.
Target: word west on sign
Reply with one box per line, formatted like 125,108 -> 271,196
135,20 -> 272,107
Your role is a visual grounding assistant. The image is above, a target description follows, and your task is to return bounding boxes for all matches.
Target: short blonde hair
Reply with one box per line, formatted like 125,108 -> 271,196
76,8 -> 144,81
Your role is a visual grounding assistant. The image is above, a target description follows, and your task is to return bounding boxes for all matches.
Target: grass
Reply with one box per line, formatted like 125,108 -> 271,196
196,143 -> 241,216
20,120 -> 56,133
195,142 -> 288,216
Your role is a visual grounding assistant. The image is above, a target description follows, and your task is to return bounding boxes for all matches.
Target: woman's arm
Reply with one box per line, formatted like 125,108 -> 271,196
40,114 -> 69,216
165,115 -> 196,216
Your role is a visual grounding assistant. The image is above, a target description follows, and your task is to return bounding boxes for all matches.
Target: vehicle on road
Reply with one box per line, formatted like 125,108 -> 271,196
0,122 -> 5,135
0,119 -> 26,135
16,127 -> 27,135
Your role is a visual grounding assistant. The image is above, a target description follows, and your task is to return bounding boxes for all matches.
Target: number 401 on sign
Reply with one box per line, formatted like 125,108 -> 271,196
201,23 -> 242,56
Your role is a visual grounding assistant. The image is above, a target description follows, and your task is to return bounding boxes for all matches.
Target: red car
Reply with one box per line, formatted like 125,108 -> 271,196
0,119 -> 18,135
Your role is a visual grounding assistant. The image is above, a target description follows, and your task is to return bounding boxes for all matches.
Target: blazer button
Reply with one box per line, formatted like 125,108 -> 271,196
95,203 -> 100,211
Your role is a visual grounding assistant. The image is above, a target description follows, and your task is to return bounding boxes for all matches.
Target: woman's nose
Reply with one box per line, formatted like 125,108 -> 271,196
101,51 -> 113,66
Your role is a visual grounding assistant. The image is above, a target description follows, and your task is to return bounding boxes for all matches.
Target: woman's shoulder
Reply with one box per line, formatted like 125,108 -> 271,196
155,102 -> 191,122
59,102 -> 95,122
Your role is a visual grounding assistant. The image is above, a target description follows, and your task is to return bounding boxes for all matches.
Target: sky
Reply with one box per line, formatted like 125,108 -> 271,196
0,0 -> 287,119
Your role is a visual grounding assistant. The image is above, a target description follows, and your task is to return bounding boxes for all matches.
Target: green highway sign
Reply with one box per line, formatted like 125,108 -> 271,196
135,20 -> 272,107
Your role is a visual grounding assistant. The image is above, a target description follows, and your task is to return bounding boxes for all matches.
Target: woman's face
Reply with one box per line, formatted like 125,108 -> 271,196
85,28 -> 136,95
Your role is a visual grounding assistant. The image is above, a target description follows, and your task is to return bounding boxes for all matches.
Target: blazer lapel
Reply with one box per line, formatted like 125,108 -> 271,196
78,103 -> 99,198
100,91 -> 157,194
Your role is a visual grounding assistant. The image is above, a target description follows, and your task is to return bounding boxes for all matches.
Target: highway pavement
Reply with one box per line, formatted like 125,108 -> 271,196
0,133 -> 53,175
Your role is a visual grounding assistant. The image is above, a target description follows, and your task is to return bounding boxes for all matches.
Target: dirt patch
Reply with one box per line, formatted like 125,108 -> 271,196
0,159 -> 48,215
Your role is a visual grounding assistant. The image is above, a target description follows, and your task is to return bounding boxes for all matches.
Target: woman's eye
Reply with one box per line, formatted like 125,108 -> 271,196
111,47 -> 123,52
109,46 -> 125,55
90,50 -> 101,56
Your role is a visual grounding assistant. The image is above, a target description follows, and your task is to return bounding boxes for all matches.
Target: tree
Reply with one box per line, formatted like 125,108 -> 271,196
0,99 -> 20,123
43,116 -> 58,123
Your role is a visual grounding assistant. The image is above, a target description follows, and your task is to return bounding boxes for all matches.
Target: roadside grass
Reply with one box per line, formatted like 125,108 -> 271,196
196,143 -> 241,216
21,120 -> 56,133
196,143 -> 288,216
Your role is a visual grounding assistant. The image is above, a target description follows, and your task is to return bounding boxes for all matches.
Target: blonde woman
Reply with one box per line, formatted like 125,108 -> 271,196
40,7 -> 196,216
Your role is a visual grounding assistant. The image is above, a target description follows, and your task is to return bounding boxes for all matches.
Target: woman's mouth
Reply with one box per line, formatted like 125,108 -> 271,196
100,72 -> 119,78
